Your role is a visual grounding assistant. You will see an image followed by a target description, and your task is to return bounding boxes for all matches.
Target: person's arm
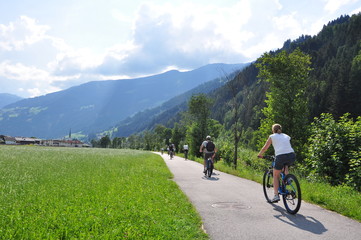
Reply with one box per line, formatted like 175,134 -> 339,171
212,147 -> 217,159
199,143 -> 203,153
258,137 -> 272,157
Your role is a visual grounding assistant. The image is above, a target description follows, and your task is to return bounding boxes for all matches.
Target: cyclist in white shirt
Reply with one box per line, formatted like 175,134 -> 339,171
258,124 -> 296,203
183,144 -> 189,159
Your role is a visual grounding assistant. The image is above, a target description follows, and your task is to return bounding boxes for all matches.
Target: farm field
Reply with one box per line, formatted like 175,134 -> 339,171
0,146 -> 207,239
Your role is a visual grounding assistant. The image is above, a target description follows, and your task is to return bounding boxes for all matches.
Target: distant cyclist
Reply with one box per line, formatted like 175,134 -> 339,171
183,143 -> 189,160
199,136 -> 216,174
258,124 -> 296,203
169,143 -> 175,159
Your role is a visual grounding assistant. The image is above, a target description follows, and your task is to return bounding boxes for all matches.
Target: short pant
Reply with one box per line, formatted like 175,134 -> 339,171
274,152 -> 296,170
204,152 -> 214,161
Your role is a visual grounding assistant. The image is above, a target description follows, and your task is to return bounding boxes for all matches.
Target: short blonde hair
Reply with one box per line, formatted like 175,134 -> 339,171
272,124 -> 282,134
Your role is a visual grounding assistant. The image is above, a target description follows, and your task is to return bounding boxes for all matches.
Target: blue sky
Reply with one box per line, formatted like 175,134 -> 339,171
1,0 -> 360,98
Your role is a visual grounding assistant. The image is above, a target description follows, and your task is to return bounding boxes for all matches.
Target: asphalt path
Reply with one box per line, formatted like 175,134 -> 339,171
155,152 -> 361,240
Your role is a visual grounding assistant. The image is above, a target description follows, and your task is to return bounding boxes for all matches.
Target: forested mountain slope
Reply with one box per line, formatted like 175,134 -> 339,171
211,13 -> 361,131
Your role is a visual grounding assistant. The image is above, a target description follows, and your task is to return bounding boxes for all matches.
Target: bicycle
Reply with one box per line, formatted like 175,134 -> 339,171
205,157 -> 213,178
169,150 -> 174,160
261,155 -> 301,214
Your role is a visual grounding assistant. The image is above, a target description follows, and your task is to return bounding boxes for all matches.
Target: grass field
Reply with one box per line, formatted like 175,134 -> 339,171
0,146 -> 208,239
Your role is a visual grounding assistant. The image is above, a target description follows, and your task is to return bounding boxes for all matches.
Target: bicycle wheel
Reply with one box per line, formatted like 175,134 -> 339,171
282,174 -> 301,214
207,160 -> 213,178
263,170 -> 274,203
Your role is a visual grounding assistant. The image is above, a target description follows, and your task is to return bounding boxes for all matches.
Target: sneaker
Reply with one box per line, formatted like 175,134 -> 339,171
271,195 -> 280,203
203,169 -> 207,174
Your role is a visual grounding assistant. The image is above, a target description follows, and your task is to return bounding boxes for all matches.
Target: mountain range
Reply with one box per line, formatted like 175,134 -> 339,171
0,63 -> 247,139
0,93 -> 23,109
112,13 -> 361,142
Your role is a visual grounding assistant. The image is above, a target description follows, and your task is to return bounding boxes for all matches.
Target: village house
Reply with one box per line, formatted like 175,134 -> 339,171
0,135 -> 88,147
0,135 -> 17,145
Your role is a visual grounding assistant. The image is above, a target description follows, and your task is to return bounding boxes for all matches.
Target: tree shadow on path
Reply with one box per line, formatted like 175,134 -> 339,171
271,204 -> 327,235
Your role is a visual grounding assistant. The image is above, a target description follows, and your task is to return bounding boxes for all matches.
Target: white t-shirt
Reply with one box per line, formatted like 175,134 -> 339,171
270,133 -> 294,156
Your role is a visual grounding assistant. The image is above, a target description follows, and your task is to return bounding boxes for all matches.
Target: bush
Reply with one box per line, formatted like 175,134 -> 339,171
305,113 -> 361,190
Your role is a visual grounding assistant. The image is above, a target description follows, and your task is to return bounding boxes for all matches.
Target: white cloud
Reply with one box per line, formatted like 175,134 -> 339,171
0,61 -> 74,97
0,16 -> 50,51
323,0 -> 358,13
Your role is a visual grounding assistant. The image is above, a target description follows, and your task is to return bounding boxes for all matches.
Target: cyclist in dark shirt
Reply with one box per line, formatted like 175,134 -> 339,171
199,136 -> 216,174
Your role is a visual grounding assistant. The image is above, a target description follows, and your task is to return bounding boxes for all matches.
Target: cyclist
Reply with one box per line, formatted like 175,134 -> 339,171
199,136 -> 216,174
258,124 -> 296,203
183,143 -> 189,160
169,143 -> 175,159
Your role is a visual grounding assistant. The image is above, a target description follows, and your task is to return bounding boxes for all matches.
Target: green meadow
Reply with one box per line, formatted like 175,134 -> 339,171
0,146 -> 207,239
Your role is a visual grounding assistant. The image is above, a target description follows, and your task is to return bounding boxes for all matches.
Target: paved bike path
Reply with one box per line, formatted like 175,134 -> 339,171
156,153 -> 361,240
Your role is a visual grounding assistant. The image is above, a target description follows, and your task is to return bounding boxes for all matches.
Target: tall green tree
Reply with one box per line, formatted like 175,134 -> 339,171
171,123 -> 183,152
256,48 -> 312,155
187,94 -> 213,157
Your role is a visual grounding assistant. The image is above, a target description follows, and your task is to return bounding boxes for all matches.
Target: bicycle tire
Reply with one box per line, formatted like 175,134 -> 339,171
207,160 -> 213,178
263,170 -> 274,203
282,174 -> 301,214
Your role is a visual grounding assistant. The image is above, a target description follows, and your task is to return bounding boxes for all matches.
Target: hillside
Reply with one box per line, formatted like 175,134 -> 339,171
0,63 -> 246,139
213,13 -> 361,131
110,72 -> 239,137
0,93 -> 23,109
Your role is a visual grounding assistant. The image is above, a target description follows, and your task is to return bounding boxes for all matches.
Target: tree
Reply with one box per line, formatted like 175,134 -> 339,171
188,94 -> 212,137
187,94 -> 213,157
112,137 -> 123,148
221,69 -> 243,169
99,135 -> 111,148
171,123 -> 183,152
256,48 -> 312,156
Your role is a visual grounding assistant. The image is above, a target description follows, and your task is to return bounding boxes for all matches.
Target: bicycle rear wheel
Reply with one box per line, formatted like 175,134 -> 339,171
263,170 -> 274,203
206,159 -> 213,177
282,174 -> 301,214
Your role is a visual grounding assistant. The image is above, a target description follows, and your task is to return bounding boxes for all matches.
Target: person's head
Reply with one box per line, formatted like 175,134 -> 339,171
272,124 -> 282,134
206,135 -> 211,140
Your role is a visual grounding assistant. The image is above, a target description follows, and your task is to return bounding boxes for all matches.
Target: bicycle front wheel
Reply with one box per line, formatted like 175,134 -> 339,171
282,174 -> 301,214
263,170 -> 274,203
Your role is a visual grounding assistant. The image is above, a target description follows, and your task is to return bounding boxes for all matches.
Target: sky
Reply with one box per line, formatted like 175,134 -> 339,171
0,0 -> 360,98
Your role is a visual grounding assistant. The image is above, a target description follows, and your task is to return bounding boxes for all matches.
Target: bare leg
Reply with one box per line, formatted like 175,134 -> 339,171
273,169 -> 281,195
284,165 -> 289,175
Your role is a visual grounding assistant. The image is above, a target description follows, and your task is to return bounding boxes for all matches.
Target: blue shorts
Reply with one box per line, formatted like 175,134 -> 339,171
274,152 -> 296,170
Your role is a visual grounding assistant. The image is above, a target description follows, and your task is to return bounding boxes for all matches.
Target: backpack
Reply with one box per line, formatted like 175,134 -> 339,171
206,141 -> 215,152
